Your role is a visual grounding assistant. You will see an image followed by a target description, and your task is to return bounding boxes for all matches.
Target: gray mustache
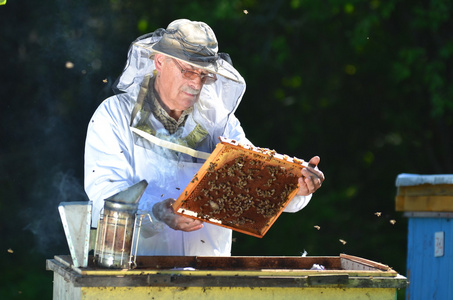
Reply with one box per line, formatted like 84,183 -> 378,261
182,86 -> 200,95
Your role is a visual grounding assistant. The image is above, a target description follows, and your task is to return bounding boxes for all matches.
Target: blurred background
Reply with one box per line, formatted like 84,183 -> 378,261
1,0 -> 452,298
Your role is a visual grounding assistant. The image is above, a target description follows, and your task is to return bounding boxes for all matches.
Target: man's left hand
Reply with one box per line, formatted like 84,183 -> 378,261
297,156 -> 325,196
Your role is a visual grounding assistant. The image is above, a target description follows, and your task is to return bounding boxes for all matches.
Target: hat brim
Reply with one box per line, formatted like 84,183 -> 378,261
136,42 -> 241,83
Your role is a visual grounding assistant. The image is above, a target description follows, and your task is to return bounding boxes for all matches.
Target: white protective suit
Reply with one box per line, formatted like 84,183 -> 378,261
84,31 -> 312,256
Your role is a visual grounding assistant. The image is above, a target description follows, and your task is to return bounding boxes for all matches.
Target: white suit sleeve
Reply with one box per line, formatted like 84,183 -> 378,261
84,97 -> 172,237
283,194 -> 312,212
84,97 -> 138,227
222,113 -> 251,144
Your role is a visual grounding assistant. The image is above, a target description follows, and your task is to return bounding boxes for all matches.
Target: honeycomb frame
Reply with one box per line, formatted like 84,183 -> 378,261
173,137 -> 308,238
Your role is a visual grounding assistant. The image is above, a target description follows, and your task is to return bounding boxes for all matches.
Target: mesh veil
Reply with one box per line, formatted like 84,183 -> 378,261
112,28 -> 247,155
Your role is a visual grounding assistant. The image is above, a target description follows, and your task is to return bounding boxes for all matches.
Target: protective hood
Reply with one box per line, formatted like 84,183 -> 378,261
113,31 -> 246,148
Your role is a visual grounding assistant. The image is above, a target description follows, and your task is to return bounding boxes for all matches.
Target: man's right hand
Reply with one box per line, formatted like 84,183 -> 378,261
152,198 -> 204,232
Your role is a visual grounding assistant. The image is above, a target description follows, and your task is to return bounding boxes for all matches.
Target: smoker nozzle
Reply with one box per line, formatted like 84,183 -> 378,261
105,180 -> 148,205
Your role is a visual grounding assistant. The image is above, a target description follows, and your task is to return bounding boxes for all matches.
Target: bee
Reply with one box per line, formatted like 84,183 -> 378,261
209,201 -> 220,211
293,157 -> 304,165
375,212 -> 382,217
339,239 -> 347,245
208,162 -> 217,172
390,219 -> 396,225
314,225 -> 321,230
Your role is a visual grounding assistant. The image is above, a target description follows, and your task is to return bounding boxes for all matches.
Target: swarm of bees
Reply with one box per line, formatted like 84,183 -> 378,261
174,138 -> 306,237
188,156 -> 298,233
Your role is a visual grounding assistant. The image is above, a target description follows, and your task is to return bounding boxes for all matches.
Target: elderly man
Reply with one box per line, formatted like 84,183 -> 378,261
85,19 -> 324,256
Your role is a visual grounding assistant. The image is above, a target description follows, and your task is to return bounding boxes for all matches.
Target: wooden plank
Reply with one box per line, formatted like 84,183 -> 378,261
52,272 -> 81,299
51,254 -> 402,279
395,195 -> 453,212
48,258 -> 406,290
77,286 -> 399,299
395,195 -> 405,211
340,254 -> 395,273
306,274 -> 349,286
195,256 -> 341,270
133,255 -> 342,270
152,269 -> 395,278
397,184 -> 453,196
52,255 -> 398,278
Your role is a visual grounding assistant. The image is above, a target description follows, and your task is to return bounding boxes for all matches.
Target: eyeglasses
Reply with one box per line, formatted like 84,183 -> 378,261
172,59 -> 217,85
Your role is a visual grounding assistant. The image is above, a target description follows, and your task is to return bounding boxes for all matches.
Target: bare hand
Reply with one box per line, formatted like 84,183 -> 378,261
297,156 -> 325,196
152,198 -> 204,232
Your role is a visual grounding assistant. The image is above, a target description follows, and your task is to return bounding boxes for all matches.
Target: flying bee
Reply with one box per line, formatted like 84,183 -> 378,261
339,239 -> 347,245
375,212 -> 382,217
314,225 -> 321,230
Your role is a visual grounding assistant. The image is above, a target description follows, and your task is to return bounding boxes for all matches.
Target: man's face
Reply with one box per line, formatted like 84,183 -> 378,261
154,54 -> 206,113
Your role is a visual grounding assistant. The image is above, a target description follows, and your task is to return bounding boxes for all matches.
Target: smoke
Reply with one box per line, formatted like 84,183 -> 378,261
24,169 -> 89,254
15,2 -> 115,255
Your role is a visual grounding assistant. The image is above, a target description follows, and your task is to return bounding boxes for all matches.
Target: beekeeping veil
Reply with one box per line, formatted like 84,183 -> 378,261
113,19 -> 246,157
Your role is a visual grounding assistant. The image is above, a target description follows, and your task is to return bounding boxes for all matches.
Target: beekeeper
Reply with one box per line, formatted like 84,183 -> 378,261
84,19 -> 325,256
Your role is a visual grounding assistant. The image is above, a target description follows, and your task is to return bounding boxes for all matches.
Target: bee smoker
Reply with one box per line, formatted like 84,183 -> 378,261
94,180 -> 148,269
